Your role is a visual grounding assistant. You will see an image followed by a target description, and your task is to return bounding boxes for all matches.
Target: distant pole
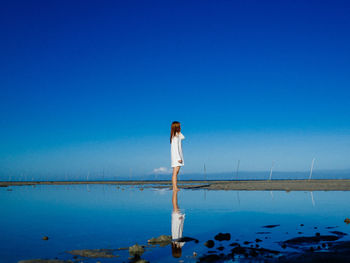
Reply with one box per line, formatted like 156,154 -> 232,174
269,161 -> 275,180
236,160 -> 240,180
308,158 -> 315,180
204,163 -> 207,201
130,168 -> 132,181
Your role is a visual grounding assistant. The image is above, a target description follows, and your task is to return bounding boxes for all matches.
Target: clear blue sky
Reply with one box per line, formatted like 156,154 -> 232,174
1,0 -> 350,178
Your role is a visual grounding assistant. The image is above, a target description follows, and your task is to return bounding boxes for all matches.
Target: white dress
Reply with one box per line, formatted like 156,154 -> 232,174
171,132 -> 185,168
171,210 -> 185,247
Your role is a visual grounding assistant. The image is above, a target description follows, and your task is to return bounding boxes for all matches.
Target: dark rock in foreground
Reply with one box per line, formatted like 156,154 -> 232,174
229,242 -> 240,247
263,224 -> 280,228
330,231 -> 347,236
147,235 -> 172,245
214,233 -> 231,241
129,244 -> 145,257
18,260 -> 73,263
277,241 -> 350,263
176,236 -> 199,243
283,235 -> 339,245
198,254 -> 222,262
68,249 -> 117,258
204,240 -> 215,248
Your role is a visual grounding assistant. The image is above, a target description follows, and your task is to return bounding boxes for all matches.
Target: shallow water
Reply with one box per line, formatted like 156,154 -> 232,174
1,184 -> 350,263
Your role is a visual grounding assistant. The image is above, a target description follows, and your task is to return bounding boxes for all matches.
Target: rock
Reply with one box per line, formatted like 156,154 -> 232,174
217,246 -> 224,251
229,242 -> 240,247
250,249 -> 258,257
18,260 -> 72,263
68,249 -> 117,258
176,237 -> 199,243
231,246 -> 246,255
116,247 -> 129,250
147,235 -> 172,245
315,232 -> 320,237
255,238 -> 262,243
198,254 -> 222,262
280,241 -> 350,262
42,236 -> 49,240
204,240 -> 215,248
134,260 -> 149,263
330,231 -> 348,236
263,224 -> 280,228
129,244 -> 145,257
243,241 -> 252,245
214,233 -> 231,241
283,235 -> 340,245
300,224 -> 304,227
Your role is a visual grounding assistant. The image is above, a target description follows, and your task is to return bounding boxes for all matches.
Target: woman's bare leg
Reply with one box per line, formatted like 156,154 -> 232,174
172,166 -> 180,191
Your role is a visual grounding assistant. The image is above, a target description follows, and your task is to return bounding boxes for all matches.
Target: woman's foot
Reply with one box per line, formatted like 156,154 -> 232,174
173,187 -> 180,191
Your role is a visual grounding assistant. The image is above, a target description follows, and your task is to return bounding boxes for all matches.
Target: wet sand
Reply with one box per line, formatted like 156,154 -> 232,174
2,179 -> 350,191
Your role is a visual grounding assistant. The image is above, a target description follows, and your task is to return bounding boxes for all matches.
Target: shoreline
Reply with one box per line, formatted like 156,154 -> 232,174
2,179 -> 350,191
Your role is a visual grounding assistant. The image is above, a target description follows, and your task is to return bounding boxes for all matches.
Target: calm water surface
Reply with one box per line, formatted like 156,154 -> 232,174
1,185 -> 350,262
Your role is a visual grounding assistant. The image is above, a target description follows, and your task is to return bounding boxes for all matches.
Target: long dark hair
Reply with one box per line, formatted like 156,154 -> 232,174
170,121 -> 181,143
171,242 -> 182,258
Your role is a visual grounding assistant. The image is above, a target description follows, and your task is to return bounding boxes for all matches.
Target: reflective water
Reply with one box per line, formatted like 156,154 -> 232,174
1,185 -> 350,262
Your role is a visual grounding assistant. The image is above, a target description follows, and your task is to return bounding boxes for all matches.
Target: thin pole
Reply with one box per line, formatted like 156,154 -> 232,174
308,158 -> 315,180
310,191 -> 315,207
204,163 -> 207,201
269,161 -> 275,180
236,160 -> 240,180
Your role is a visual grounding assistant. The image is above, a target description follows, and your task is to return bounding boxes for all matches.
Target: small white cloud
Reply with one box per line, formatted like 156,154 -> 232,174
153,167 -> 171,174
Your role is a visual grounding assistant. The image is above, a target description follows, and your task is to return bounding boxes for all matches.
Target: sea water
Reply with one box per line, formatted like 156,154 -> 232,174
1,184 -> 350,262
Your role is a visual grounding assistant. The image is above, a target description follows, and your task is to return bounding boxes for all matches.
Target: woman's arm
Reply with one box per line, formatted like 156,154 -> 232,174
177,136 -> 183,163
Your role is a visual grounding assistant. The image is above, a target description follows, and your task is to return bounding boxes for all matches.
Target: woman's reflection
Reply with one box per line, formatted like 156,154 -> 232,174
171,189 -> 185,258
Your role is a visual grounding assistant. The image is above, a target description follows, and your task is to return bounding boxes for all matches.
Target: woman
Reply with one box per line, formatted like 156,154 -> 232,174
171,189 -> 185,258
170,121 -> 185,191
